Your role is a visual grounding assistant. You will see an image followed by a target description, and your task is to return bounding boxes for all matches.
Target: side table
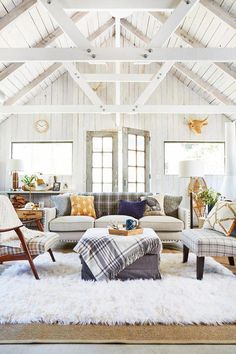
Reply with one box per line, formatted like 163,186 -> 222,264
16,208 -> 44,231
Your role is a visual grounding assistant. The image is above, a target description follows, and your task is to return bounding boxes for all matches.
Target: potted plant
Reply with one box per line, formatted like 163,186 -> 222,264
197,188 -> 221,214
21,175 -> 36,203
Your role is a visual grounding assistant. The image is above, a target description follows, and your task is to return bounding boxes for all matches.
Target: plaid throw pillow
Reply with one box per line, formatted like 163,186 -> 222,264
203,201 -> 236,236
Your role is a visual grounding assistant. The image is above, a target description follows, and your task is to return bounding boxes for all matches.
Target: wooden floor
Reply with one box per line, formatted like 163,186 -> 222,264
0,243 -> 235,344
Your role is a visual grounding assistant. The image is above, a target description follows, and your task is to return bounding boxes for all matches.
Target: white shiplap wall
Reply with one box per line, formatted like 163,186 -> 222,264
0,64 -> 228,205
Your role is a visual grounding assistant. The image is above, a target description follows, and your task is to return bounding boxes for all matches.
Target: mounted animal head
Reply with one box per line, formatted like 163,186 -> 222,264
188,118 -> 208,135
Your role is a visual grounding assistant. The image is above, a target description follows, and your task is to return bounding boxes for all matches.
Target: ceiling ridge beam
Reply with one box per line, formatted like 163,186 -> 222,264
134,0 -> 199,105
40,0 -> 92,49
0,0 -> 37,31
0,11 -> 89,82
1,104 -> 235,115
200,0 -> 236,31
149,12 -> 236,81
64,62 -> 103,105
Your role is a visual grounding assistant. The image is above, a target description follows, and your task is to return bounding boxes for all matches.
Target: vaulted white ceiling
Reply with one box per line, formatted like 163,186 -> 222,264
0,0 -> 235,123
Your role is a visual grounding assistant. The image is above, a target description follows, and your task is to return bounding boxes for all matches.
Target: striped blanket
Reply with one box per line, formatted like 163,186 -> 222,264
74,228 -> 162,280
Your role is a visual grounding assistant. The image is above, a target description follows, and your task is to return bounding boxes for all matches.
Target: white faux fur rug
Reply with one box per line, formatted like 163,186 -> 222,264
0,252 -> 236,325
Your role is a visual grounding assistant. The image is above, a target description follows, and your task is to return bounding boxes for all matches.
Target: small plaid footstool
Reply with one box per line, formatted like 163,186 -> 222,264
181,228 -> 236,280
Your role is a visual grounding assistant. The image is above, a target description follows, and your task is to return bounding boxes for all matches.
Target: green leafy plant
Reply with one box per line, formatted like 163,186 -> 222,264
21,175 -> 36,202
197,188 -> 221,208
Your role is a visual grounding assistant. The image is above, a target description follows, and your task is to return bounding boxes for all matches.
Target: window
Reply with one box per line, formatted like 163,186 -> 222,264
86,132 -> 118,192
123,128 -> 150,192
164,142 -> 225,175
12,142 -> 73,175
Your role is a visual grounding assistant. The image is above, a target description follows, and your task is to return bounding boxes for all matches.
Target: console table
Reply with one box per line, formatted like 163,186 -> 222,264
0,190 -> 66,207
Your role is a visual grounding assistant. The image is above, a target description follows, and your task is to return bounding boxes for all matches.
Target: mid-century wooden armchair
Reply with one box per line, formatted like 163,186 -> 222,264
0,195 -> 59,279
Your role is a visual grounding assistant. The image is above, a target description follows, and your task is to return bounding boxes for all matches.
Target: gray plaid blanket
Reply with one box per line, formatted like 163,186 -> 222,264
74,228 -> 162,280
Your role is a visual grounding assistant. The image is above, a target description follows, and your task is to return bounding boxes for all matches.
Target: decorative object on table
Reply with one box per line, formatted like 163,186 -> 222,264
220,122 -> 236,201
24,202 -> 36,210
188,118 -> 208,135
11,195 -> 27,209
140,195 -> 165,216
108,227 -> 143,236
70,195 -> 96,218
197,188 -> 221,215
21,175 -> 36,202
118,199 -> 146,219
35,177 -> 51,191
35,119 -> 49,133
52,182 -> 61,191
126,218 -> 138,230
179,159 -> 205,229
203,201 -> 236,236
9,159 -> 24,190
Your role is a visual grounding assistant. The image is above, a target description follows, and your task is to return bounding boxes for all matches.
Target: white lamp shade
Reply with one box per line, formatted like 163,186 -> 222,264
179,160 -> 204,178
9,159 -> 24,172
220,176 -> 236,200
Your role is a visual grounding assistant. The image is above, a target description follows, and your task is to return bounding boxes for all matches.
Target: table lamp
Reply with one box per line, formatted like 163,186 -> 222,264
179,159 -> 204,229
9,159 -> 24,190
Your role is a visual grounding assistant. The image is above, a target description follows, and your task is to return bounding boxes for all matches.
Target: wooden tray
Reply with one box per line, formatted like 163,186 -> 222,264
108,228 -> 143,236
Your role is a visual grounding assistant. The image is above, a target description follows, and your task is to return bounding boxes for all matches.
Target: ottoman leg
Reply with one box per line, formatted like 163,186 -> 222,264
183,245 -> 189,263
197,256 -> 205,280
228,257 -> 235,266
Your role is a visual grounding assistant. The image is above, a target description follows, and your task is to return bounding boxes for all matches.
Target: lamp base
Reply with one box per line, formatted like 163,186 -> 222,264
12,171 -> 19,190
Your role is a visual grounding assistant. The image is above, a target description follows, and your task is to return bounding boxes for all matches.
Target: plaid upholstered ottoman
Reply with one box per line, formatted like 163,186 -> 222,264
182,228 -> 236,280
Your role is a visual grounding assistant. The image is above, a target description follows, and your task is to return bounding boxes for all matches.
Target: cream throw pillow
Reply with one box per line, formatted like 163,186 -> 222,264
141,194 -> 165,216
70,195 -> 96,218
203,201 -> 236,236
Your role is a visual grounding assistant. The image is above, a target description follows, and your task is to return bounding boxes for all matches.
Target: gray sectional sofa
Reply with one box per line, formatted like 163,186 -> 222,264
44,193 -> 190,242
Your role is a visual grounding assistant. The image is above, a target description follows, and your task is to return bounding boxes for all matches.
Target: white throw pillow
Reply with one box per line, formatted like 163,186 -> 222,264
140,195 -> 165,216
203,201 -> 236,236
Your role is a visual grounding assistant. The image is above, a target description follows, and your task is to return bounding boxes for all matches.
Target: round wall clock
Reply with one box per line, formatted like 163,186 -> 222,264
35,119 -> 49,133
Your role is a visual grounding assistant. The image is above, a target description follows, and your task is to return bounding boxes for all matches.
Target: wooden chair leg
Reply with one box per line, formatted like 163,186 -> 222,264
197,256 -> 205,280
183,245 -> 189,263
15,228 -> 40,280
228,257 -> 235,266
48,249 -> 56,262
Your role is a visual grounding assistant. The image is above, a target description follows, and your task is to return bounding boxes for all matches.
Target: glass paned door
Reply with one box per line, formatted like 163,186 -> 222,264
123,128 -> 150,192
87,132 -> 118,192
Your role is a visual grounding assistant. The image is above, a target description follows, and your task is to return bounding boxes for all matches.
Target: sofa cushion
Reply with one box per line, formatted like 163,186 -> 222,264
51,194 -> 71,216
139,216 -> 183,232
140,194 -> 165,216
118,199 -> 146,219
49,216 -> 95,232
70,195 -> 96,218
164,195 -> 183,218
95,215 -> 137,228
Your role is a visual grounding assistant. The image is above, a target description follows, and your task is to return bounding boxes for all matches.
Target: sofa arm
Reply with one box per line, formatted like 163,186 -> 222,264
178,207 -> 190,229
43,207 -> 56,232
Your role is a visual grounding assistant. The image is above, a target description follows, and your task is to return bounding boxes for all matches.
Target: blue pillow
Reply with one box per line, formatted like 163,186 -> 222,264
118,200 -> 146,219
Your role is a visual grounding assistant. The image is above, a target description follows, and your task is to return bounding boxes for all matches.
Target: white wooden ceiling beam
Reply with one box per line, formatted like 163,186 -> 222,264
0,47 -> 235,62
0,0 -> 37,31
3,20 -> 114,105
64,62 -> 103,105
0,11 -> 89,82
122,21 -> 235,107
40,0 -> 92,49
4,63 -> 62,106
174,63 -> 235,105
148,0 -> 199,48
0,104 -> 235,115
200,0 -> 236,31
135,62 -> 174,105
83,74 -> 153,82
135,0 -> 199,105
57,0 -> 180,11
149,12 -> 236,81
